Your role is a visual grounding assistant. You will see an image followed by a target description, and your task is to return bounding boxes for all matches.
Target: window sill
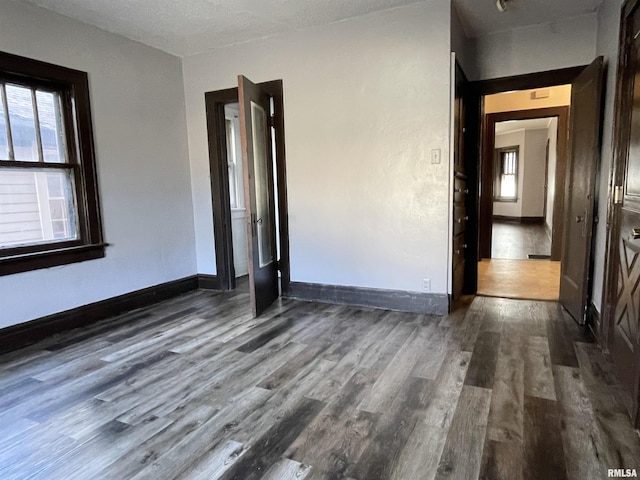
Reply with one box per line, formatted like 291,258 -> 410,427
494,198 -> 518,203
0,243 -> 107,276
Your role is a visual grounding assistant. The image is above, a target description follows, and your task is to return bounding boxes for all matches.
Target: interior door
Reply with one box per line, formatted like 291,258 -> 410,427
237,75 -> 279,316
610,0 -> 640,424
559,57 -> 605,323
452,59 -> 470,306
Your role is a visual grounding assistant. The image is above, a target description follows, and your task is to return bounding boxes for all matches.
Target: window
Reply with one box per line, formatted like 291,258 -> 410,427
494,146 -> 519,202
0,51 -> 104,275
224,103 -> 244,210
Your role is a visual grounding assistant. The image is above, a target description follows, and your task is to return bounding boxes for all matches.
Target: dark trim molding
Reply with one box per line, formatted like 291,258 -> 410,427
197,274 -> 221,290
493,216 -> 545,224
286,282 -> 449,315
0,51 -> 105,276
204,87 -> 239,291
472,66 -> 587,96
0,275 -> 199,354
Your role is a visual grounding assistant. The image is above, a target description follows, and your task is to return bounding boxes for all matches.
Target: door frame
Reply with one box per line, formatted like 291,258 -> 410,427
204,80 -> 291,295
481,106 -> 569,261
465,66 -> 587,294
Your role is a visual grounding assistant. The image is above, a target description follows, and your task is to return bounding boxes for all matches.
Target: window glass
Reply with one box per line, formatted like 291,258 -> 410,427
225,118 -> 238,209
6,84 -> 39,162
0,168 -> 77,248
36,90 -> 66,163
495,147 -> 518,201
0,92 -> 7,160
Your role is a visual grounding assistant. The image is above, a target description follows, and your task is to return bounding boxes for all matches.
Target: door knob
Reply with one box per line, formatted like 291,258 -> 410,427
632,228 -> 640,240
256,218 -> 263,225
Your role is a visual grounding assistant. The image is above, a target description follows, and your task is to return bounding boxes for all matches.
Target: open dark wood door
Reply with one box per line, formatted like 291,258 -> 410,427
238,75 -> 279,316
452,59 -> 470,306
608,0 -> 640,424
559,57 -> 604,324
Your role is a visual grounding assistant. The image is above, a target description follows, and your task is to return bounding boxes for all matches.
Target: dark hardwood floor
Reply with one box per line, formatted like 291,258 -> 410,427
492,221 -> 551,260
1,290 -> 638,479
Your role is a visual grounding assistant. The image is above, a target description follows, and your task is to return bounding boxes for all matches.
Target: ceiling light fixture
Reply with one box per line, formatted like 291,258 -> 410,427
496,0 -> 508,13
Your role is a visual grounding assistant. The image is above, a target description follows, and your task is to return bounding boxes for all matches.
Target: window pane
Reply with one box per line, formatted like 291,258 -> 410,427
6,84 -> 39,162
226,118 -> 237,209
0,92 -> 8,160
501,174 -> 516,198
36,91 -> 66,163
0,168 -> 78,248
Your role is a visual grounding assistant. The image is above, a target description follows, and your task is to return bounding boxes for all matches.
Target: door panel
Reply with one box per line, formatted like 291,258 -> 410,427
612,212 -> 640,395
609,2 -> 640,423
451,59 -> 469,306
559,57 -> 605,323
238,75 -> 279,316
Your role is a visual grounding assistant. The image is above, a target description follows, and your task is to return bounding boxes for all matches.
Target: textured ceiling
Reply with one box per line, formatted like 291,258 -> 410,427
23,0 -> 425,56
22,0 -> 605,57
453,0 -> 603,38
495,117 -> 553,134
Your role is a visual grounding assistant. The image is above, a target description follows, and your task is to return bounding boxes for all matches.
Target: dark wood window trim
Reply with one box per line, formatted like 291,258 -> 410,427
494,145 -> 519,202
0,51 -> 104,275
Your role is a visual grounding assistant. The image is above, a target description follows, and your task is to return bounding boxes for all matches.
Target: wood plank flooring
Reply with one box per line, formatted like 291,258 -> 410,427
1,290 -> 639,479
491,221 -> 551,260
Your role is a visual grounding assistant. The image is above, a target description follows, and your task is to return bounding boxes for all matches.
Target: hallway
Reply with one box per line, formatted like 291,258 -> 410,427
479,220 -> 559,301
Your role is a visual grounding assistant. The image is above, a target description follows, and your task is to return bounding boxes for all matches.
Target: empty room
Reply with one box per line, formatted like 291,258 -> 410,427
1,0 -> 640,479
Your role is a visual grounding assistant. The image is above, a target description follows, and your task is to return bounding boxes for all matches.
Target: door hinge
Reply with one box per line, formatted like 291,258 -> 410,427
614,185 -> 624,204
268,114 -> 276,128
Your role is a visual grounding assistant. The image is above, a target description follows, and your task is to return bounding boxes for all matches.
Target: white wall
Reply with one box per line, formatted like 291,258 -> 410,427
494,130 -> 525,217
475,13 -> 598,80
0,1 -> 196,328
183,1 -> 452,295
592,0 -> 625,312
545,117 -> 559,233
451,2 -> 477,80
521,129 -> 549,218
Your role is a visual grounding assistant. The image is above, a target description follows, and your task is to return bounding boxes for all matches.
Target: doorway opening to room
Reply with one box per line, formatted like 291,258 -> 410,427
477,90 -> 571,302
464,57 -> 604,324
205,78 -> 290,317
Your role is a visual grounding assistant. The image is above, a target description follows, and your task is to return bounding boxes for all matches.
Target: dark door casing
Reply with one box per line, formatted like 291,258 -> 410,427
204,80 -> 290,302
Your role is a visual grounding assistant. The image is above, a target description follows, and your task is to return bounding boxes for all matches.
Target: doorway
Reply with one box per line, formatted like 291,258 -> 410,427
224,102 -> 250,291
464,61 -> 604,315
204,79 -> 290,312
477,91 -> 570,301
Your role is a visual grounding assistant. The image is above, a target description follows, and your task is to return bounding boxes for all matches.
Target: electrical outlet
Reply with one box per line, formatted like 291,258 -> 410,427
431,148 -> 441,164
422,278 -> 431,292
